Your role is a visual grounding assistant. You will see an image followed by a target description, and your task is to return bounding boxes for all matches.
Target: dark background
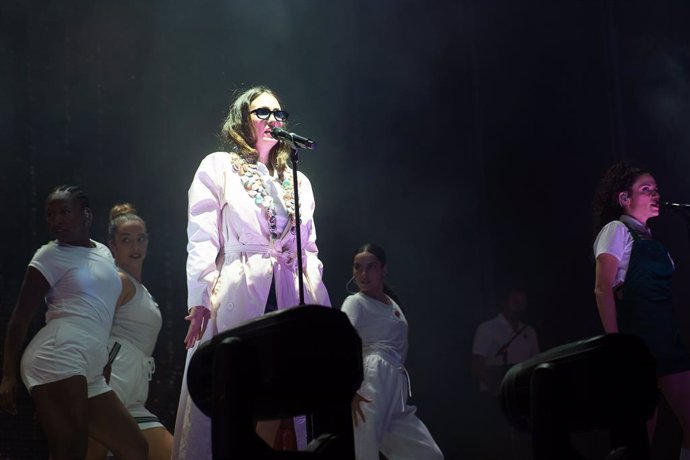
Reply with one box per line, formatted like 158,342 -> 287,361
2,1 -> 690,458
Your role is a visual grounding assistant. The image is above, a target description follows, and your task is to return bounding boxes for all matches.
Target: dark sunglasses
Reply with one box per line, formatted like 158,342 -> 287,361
250,107 -> 289,122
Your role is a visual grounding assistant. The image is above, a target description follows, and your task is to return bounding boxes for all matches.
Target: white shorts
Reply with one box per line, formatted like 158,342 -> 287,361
20,320 -> 111,398
108,338 -> 162,430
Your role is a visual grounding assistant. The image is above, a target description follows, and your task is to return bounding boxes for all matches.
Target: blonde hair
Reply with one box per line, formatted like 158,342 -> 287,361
108,203 -> 145,241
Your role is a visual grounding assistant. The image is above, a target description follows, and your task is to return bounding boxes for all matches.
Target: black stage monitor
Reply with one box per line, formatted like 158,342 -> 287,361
187,305 -> 363,460
500,334 -> 657,460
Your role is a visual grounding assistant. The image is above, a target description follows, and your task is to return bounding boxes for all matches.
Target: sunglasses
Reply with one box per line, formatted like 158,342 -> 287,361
250,108 -> 289,122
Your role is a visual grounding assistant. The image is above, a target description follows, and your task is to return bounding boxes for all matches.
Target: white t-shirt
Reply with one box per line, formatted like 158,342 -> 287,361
341,292 -> 408,366
593,214 -> 656,287
472,313 -> 539,367
29,240 -> 121,340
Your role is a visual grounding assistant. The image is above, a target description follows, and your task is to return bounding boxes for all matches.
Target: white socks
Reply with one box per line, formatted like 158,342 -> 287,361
680,447 -> 690,460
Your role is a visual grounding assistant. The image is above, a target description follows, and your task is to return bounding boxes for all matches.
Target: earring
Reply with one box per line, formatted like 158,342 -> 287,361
345,276 -> 358,295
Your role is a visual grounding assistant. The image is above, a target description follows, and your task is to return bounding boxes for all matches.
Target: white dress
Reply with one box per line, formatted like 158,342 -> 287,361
341,293 -> 443,460
172,152 -> 331,459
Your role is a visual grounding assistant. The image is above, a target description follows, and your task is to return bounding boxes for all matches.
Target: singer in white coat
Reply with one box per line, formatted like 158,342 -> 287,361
172,86 -> 331,459
341,243 -> 443,460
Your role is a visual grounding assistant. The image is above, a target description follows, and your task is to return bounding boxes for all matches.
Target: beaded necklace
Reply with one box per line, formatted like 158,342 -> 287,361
230,153 -> 297,240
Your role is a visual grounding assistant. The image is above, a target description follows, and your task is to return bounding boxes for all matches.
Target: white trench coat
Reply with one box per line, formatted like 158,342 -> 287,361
172,151 -> 331,459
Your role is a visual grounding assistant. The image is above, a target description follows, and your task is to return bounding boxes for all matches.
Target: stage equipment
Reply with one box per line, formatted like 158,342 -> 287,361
662,201 -> 690,210
267,124 -> 316,305
187,305 -> 363,459
271,127 -> 316,151
500,334 -> 657,460
663,201 -> 690,243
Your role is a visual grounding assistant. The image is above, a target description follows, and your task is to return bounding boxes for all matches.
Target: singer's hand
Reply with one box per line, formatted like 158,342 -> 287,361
351,392 -> 371,427
184,306 -> 210,349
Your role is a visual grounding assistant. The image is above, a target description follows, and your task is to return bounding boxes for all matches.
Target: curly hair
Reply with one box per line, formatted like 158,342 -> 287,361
219,86 -> 292,176
592,161 -> 651,238
108,202 -> 146,241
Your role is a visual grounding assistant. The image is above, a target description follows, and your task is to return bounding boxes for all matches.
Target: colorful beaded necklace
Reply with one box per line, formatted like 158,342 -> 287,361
230,153 -> 297,240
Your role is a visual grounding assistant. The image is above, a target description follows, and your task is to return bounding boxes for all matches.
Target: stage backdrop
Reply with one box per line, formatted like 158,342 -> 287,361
2,1 -> 690,458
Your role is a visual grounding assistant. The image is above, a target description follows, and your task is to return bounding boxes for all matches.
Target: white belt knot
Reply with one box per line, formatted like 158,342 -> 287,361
224,242 -> 300,273
267,239 -> 298,271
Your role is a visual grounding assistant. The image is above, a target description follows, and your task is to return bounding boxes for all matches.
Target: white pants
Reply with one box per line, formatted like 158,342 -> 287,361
355,353 -> 443,460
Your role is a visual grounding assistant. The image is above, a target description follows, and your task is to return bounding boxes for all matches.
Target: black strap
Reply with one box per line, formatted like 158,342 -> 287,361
107,341 -> 122,366
493,324 -> 530,360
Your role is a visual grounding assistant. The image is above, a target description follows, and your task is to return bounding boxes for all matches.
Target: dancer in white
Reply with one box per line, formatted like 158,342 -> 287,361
86,203 -> 173,460
341,243 -> 443,460
0,185 -> 147,460
172,86 -> 330,459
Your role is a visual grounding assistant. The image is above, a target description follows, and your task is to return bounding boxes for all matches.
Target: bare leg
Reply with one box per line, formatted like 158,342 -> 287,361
659,370 -> 690,450
31,375 -> 89,460
142,426 -> 174,460
275,418 -> 297,450
256,420 -> 281,447
87,390 -> 148,459
87,422 -> 172,460
85,437 -> 109,460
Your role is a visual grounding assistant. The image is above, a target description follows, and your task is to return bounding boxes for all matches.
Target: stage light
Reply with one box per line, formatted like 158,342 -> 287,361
187,305 -> 363,459
500,334 -> 657,460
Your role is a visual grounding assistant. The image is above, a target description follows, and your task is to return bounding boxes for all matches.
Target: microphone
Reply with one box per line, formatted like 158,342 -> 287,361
270,127 -> 316,150
662,201 -> 690,210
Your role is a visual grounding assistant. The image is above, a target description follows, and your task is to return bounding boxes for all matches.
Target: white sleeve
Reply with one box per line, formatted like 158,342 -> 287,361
297,172 -> 331,307
593,221 -> 629,261
472,322 -> 492,358
340,296 -> 363,331
186,153 -> 226,310
296,172 -> 318,255
28,244 -> 59,286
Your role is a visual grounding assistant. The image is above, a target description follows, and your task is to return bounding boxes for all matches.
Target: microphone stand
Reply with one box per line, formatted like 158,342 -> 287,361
290,144 -> 305,305
277,130 -> 327,447
285,137 -> 343,449
287,141 -> 310,445
666,206 -> 690,245
683,211 -> 690,245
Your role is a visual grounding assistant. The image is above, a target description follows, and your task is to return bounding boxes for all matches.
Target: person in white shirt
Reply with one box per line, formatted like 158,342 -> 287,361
86,203 -> 173,460
593,162 -> 690,460
341,243 -> 443,460
471,285 -> 539,460
172,86 -> 330,459
0,185 -> 147,460
471,287 -> 539,395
